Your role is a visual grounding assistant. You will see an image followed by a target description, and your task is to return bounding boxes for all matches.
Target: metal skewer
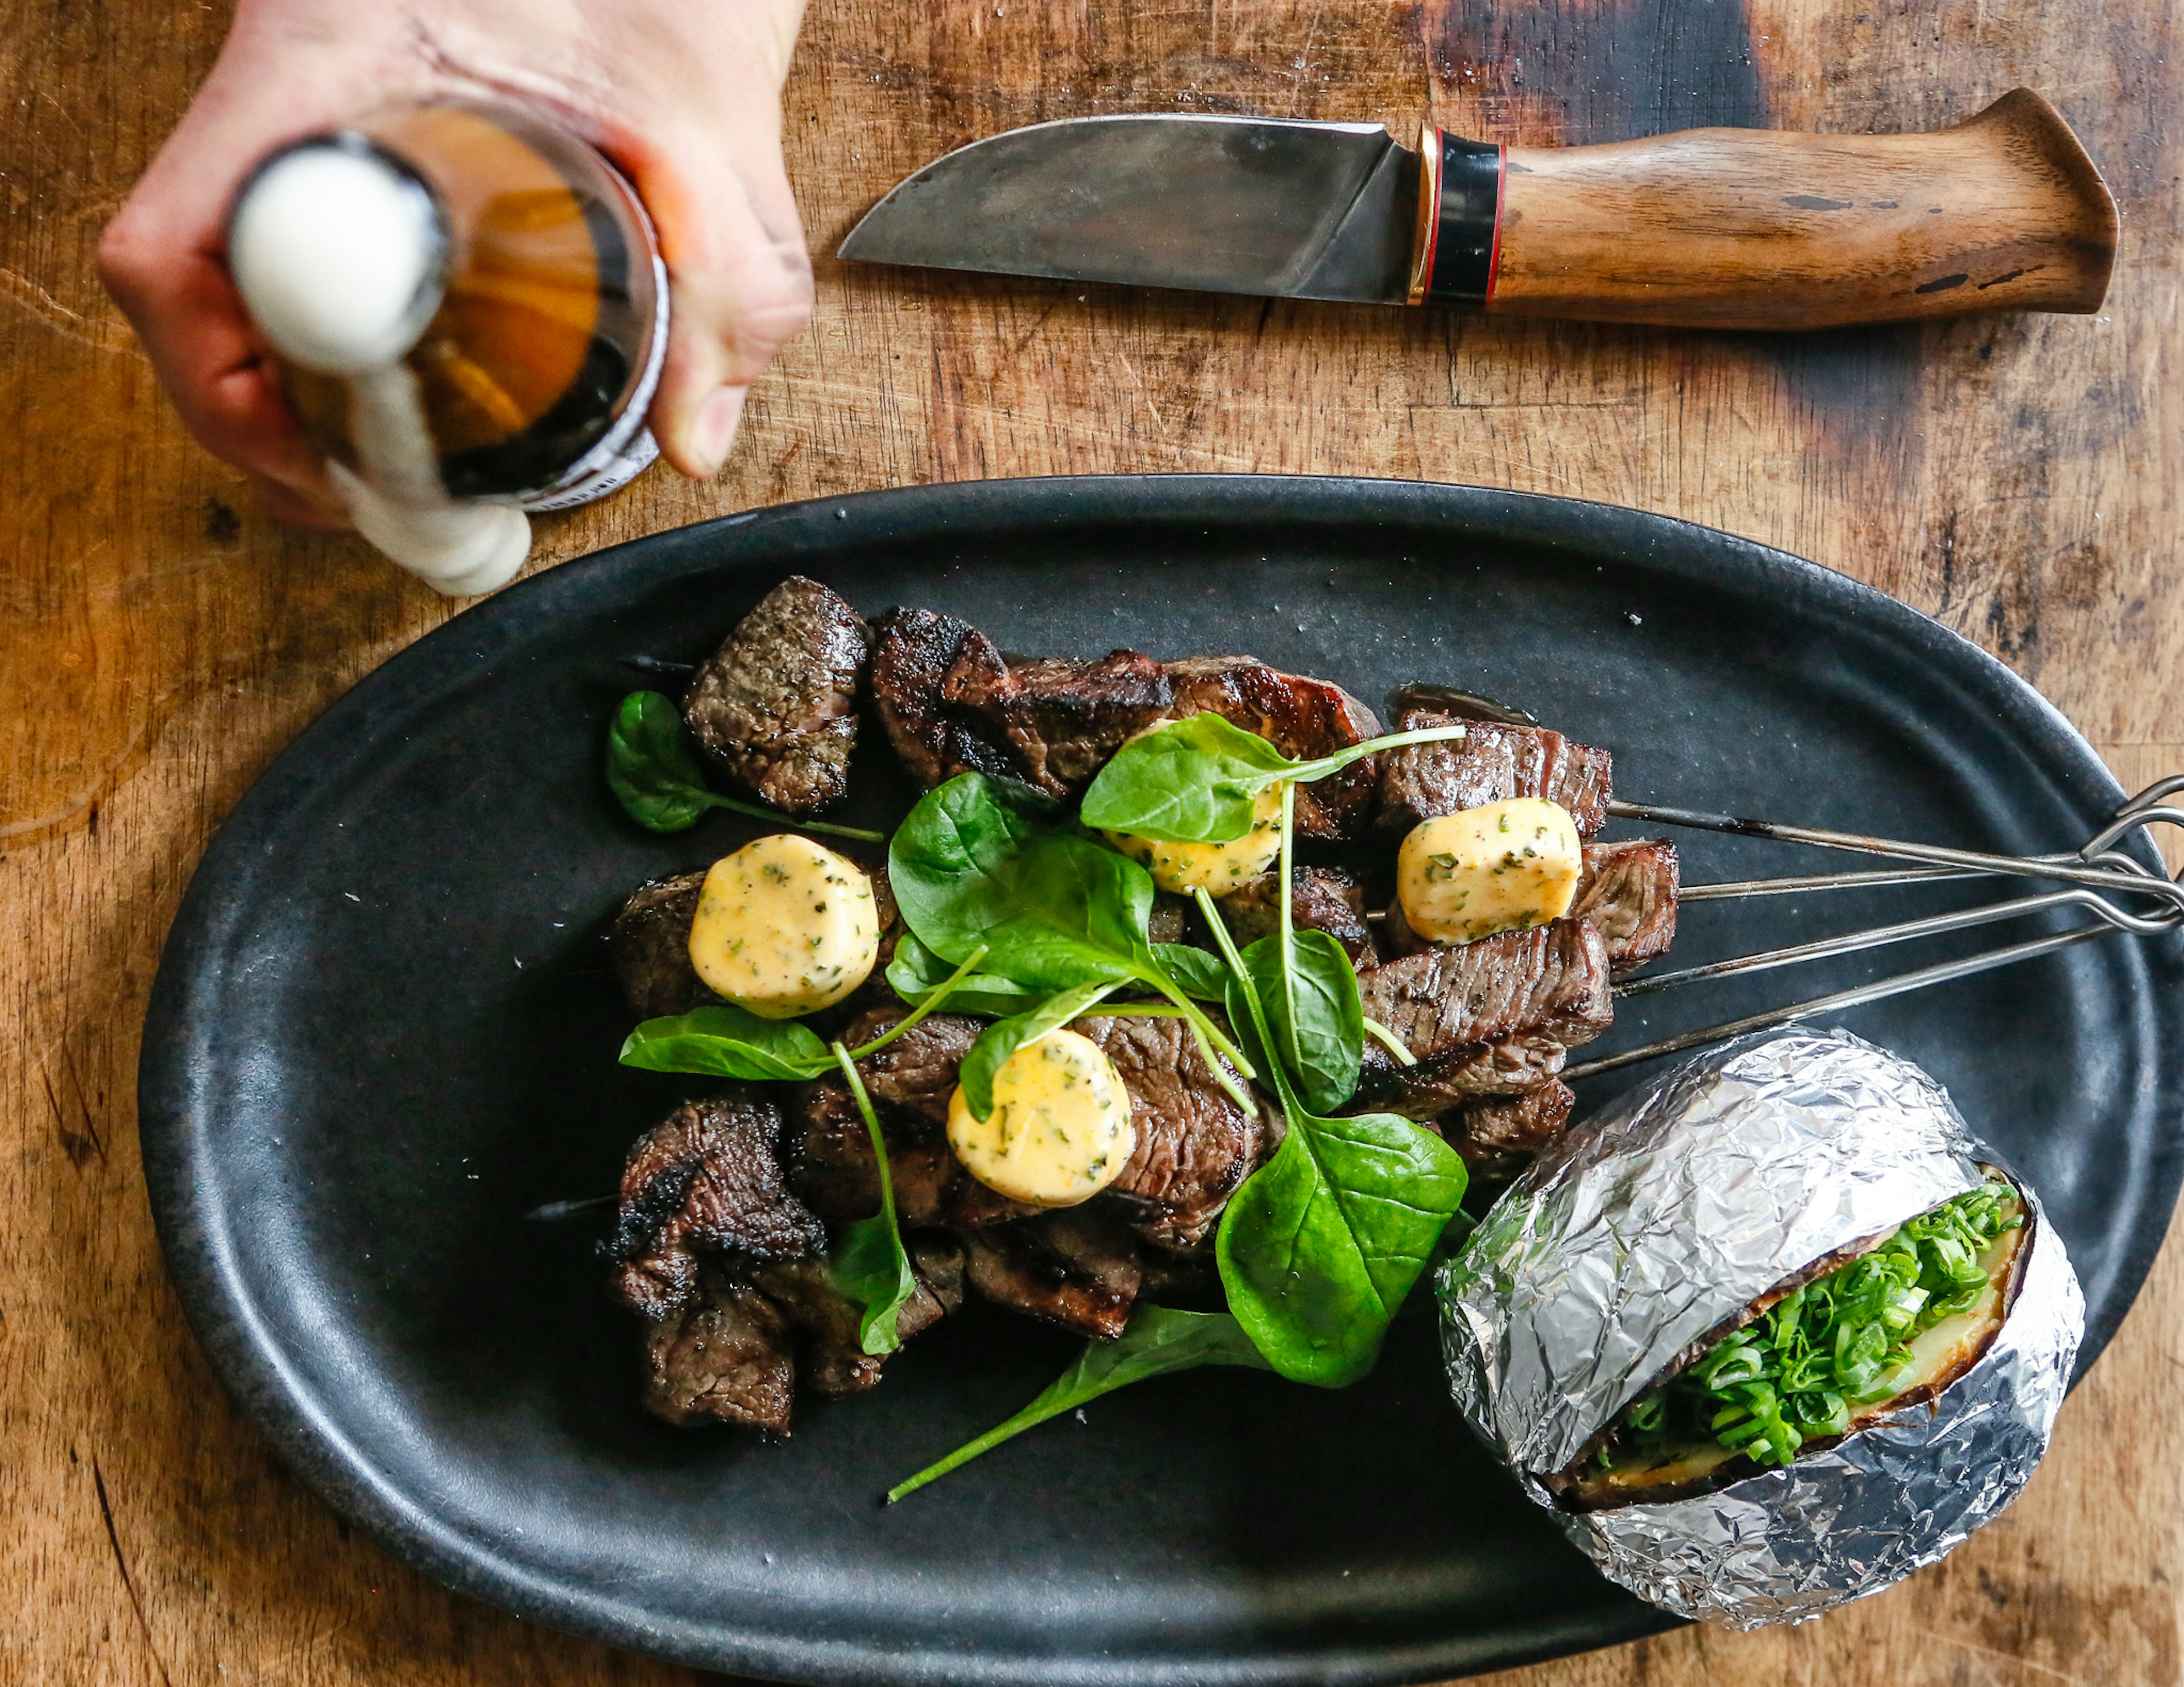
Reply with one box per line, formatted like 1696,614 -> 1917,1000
1563,778 -> 2184,1081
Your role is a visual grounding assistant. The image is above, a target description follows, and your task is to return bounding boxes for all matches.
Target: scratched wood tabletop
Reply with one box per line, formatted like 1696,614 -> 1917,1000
6,0 -> 2181,1681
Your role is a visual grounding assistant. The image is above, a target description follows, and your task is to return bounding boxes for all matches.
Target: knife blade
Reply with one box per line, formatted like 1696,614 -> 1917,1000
839,90 -> 2117,330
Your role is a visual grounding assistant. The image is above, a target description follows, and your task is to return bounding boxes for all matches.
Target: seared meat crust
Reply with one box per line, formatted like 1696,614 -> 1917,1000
607,1094 -> 827,1320
1213,866 -> 1372,965
1445,1081 -> 1577,1181
1376,709 -> 1612,836
639,1263 -> 796,1431
683,576 -> 869,812
1573,838 -> 1680,975
1359,1032 -> 1571,1117
869,608 -> 1024,788
962,1209 -> 1143,1340
1075,1012 -> 1265,1250
949,648 -> 1174,795
1356,919 -> 1612,1064
752,1237 -> 964,1396
609,870 -> 709,1018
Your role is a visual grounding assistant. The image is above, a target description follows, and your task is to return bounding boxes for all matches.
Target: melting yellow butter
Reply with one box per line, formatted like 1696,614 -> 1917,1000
947,1028 -> 1135,1206
1105,780 -> 1285,898
686,835 -> 879,1019
1396,799 -> 1583,945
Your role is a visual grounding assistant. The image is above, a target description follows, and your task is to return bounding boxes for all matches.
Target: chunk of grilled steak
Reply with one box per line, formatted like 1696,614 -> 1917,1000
751,1235 -> 965,1396
962,1208 -> 1143,1340
947,648 -> 1174,795
639,1262 -> 796,1431
788,1008 -> 1042,1229
609,870 -> 709,1017
607,1094 -> 827,1319
1165,656 -> 1382,837
610,859 -> 897,1023
1572,838 -> 1680,975
1213,866 -> 1373,965
1446,1080 -> 1577,1176
682,576 -> 869,813
1356,920 -> 1612,1063
1357,1032 -> 1570,1118
1376,709 -> 1612,836
869,608 -> 1025,788
1076,1012 -> 1266,1250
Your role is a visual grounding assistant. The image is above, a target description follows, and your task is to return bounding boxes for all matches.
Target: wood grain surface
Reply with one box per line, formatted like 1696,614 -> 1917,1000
3,0 -> 2178,1682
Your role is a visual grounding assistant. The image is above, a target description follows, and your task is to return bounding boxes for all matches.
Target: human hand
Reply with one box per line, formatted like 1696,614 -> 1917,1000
99,0 -> 815,528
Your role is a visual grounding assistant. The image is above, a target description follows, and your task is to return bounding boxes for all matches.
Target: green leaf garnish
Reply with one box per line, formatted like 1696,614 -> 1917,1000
1198,882 -> 1467,1388
888,772 -> 1256,1107
618,1000 -> 833,1080
885,1306 -> 1271,1501
605,690 -> 882,841
824,1041 -> 919,1355
1078,713 -> 1471,845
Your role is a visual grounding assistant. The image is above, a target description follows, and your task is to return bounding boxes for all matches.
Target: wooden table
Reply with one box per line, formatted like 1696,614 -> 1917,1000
7,1 -> 2179,1681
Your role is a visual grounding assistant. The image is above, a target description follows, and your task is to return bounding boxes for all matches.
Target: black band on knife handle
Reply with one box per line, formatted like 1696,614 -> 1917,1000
1408,131 -> 1505,306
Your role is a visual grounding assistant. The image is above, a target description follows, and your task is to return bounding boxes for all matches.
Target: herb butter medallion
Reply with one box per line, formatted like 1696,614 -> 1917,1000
688,835 -> 879,1019
947,1028 -> 1135,1206
1397,799 -> 1582,945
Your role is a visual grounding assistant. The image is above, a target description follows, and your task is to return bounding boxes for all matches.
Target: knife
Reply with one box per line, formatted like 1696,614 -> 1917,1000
839,89 -> 2116,330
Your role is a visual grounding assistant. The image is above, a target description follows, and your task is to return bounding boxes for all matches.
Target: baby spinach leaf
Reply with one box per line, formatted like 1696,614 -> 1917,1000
958,979 -> 1123,1120
1197,887 -> 1467,1387
1078,713 -> 1294,844
606,690 -> 883,842
623,945 -> 992,1079
886,932 -> 1043,1018
1240,928 -> 1364,1114
824,1044 -> 918,1355
618,1001 -> 832,1081
889,774 -> 1256,1103
1214,1106 -> 1467,1386
1152,942 -> 1231,1002
1079,713 -> 1471,844
890,774 -> 1152,990
885,1307 -> 1271,1502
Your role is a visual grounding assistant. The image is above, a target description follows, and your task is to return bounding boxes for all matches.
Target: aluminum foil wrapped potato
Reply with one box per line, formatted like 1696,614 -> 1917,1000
1438,1027 -> 2083,1628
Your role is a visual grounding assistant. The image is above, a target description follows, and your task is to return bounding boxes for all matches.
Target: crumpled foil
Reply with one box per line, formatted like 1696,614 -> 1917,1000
1438,1026 -> 2084,1628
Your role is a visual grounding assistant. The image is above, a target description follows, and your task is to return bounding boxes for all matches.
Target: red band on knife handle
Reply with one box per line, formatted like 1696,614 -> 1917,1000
1409,130 -> 1504,306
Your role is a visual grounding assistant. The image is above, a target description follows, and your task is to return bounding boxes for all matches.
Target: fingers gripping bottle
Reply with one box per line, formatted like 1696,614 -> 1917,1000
226,100 -> 668,595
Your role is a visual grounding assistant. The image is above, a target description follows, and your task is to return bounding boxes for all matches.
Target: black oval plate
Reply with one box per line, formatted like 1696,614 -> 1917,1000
141,476 -> 2184,1685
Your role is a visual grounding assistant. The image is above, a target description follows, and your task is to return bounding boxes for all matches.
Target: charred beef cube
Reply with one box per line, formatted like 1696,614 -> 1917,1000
1376,709 -> 1612,836
1572,838 -> 1680,975
606,1093 -> 827,1320
1165,656 -> 1382,838
639,1262 -> 797,1431
1358,1032 -> 1571,1118
1352,921 -> 1611,1115
787,1008 -> 1042,1230
1356,920 -> 1613,1062
962,1208 -> 1144,1340
1445,1081 -> 1577,1182
947,647 -> 1174,795
752,1236 -> 966,1397
1211,866 -> 1374,966
869,608 -> 1026,788
682,576 -> 870,813
609,869 -> 709,1016
1076,1012 -> 1268,1251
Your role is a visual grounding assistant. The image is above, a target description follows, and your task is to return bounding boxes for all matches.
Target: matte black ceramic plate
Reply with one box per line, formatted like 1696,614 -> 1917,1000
140,476 -> 2184,1685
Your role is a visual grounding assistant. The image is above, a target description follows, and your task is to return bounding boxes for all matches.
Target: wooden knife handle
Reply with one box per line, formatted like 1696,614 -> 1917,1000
1409,90 -> 2117,329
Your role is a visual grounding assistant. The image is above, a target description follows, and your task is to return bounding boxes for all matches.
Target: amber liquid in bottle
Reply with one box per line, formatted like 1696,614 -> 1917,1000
229,99 -> 668,590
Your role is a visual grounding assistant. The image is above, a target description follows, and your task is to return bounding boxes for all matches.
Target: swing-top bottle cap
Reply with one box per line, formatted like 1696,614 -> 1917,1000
228,135 -> 446,375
